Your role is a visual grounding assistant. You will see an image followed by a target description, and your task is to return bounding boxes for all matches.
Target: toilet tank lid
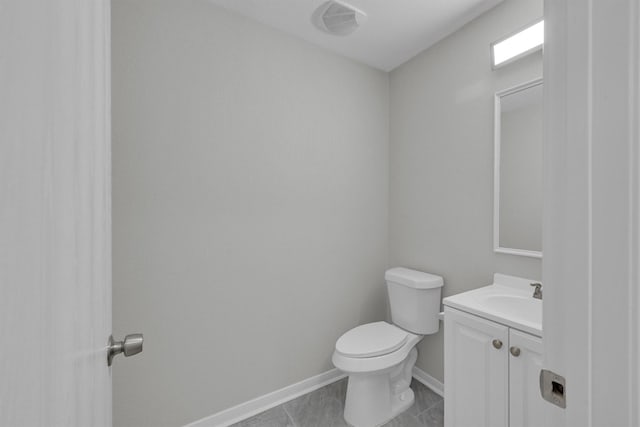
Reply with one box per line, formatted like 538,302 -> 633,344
385,267 -> 443,289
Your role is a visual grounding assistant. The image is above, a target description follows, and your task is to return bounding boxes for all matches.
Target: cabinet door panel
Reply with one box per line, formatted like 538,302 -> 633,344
509,329 -> 546,427
444,307 -> 509,427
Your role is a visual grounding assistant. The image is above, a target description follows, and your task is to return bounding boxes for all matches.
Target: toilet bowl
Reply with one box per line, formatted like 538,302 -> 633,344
332,322 -> 422,426
332,268 -> 443,427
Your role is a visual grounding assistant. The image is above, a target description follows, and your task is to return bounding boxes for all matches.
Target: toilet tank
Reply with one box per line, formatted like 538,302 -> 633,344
385,267 -> 444,335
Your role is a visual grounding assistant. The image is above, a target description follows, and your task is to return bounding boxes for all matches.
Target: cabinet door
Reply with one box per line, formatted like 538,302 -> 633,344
444,307 -> 509,427
509,329 -> 546,427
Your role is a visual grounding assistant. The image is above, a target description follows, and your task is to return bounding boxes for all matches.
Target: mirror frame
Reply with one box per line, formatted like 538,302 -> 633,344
493,77 -> 543,259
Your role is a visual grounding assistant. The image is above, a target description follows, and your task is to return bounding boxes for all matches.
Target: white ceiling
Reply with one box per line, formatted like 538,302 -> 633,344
208,0 -> 504,71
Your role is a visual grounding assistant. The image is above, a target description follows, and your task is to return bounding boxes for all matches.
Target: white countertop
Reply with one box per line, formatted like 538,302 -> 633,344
443,273 -> 542,337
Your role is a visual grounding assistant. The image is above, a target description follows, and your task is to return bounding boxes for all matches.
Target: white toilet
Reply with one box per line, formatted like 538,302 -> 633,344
332,267 -> 444,427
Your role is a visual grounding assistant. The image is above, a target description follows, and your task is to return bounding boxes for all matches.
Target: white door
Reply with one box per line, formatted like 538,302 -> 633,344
444,307 -> 509,427
509,330 -> 545,427
0,1 -> 112,426
543,0 -> 640,425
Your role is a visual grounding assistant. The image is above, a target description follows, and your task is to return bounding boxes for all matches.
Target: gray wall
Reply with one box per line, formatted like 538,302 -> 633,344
389,0 -> 543,383
112,1 -> 389,426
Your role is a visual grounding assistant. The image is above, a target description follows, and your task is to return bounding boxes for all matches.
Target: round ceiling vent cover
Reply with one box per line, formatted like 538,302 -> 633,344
312,0 -> 367,36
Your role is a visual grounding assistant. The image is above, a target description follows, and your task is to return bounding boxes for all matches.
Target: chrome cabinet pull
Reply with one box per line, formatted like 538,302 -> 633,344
492,339 -> 503,349
510,346 -> 521,357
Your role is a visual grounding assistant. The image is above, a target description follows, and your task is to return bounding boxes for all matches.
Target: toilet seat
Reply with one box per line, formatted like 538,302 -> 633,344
335,322 -> 408,358
332,323 -> 422,374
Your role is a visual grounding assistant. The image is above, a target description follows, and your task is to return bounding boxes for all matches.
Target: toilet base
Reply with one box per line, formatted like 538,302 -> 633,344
343,347 -> 418,427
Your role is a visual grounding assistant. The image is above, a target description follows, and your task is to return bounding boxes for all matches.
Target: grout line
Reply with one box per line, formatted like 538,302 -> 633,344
421,397 -> 444,413
281,402 -> 298,427
411,381 -> 444,415
415,398 -> 444,423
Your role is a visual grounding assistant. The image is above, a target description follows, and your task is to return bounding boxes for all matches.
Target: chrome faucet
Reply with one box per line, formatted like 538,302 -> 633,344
530,283 -> 543,300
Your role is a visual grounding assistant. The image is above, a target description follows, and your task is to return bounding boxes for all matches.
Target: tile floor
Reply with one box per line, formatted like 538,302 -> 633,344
229,378 -> 444,427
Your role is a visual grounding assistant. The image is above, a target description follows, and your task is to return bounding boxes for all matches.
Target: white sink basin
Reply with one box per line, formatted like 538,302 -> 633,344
443,274 -> 542,336
478,294 -> 542,326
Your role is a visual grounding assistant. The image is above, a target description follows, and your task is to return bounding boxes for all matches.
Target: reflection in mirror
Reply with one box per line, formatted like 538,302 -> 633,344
494,79 -> 543,258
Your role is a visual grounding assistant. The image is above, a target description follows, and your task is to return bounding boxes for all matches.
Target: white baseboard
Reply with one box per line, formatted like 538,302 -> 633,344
412,366 -> 444,397
183,369 -> 347,427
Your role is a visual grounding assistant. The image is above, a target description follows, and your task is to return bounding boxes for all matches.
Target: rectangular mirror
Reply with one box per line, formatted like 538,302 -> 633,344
494,78 -> 543,258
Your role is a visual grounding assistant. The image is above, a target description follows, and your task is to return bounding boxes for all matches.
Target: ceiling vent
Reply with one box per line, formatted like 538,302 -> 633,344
312,0 -> 367,36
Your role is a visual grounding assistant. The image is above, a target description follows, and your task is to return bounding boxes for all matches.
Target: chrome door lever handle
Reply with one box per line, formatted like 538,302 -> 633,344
108,333 -> 143,366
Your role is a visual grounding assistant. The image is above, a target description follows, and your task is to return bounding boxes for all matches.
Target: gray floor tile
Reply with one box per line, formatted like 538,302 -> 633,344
331,377 -> 348,401
418,400 -> 444,427
405,380 -> 443,416
283,379 -> 349,427
381,412 -> 424,427
228,405 -> 294,427
230,377 -> 443,427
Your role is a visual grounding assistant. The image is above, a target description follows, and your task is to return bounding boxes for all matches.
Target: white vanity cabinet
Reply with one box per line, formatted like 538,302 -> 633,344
508,328 -> 545,427
444,307 -> 509,427
444,306 -> 544,427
